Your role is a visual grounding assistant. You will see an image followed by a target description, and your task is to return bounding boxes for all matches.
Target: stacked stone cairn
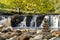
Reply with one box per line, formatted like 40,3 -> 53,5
42,18 -> 51,39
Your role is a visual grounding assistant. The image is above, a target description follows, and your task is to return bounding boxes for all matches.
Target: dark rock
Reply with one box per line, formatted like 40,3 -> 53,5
36,15 -> 45,27
2,28 -> 12,33
26,16 -> 33,27
0,36 -> 6,40
11,14 -> 24,27
15,30 -> 22,36
17,32 -> 31,40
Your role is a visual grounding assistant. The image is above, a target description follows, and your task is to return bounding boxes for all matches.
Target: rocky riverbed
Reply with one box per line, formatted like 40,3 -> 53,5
0,26 -> 60,40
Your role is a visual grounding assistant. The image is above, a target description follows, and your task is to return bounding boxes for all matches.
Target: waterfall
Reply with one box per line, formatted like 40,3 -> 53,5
1,15 -> 59,29
49,15 -> 59,29
43,15 -> 60,30
17,16 -> 26,28
0,16 -> 6,26
40,16 -> 49,28
30,15 -> 38,28
53,16 -> 59,28
40,19 -> 44,28
58,15 -> 60,29
30,15 -> 35,28
0,16 -> 11,27
30,16 -> 35,28
26,16 -> 33,27
16,15 -> 44,28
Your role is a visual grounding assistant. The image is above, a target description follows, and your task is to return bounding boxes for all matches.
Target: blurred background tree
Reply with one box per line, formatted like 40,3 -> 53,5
0,0 -> 59,14
50,0 -> 60,13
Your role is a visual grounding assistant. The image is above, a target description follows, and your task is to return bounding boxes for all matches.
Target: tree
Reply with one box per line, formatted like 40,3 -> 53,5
50,0 -> 60,13
0,0 -> 55,14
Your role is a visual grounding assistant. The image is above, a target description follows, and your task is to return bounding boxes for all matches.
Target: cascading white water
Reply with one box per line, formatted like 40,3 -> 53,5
44,15 -> 60,30
53,16 -> 59,28
1,15 -> 58,29
0,16 -> 11,27
30,15 -> 38,28
11,15 -> 44,28
16,15 -> 44,28
30,16 -> 35,28
0,16 -> 6,26
40,16 -> 49,28
40,19 -> 44,28
17,16 -> 27,28
49,15 -> 59,30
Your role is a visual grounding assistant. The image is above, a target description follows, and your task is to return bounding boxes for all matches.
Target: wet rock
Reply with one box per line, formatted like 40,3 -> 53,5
0,25 -> 3,28
15,31 -> 22,36
0,25 -> 3,31
49,37 -> 57,40
29,37 -> 33,40
26,16 -> 33,27
36,15 -> 45,27
43,34 -> 53,39
5,18 -> 11,27
11,14 -> 24,27
6,36 -> 17,40
17,32 -> 31,40
2,26 -> 13,33
30,35 -> 43,40
16,29 -> 22,33
1,33 -> 12,39
2,28 -> 13,33
36,30 -> 42,34
43,39 -> 48,40
0,36 -> 6,40
52,31 -> 60,37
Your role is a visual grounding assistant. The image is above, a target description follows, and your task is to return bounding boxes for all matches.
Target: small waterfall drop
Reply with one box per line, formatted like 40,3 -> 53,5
17,16 -> 26,28
30,15 -> 36,28
0,16 -> 11,27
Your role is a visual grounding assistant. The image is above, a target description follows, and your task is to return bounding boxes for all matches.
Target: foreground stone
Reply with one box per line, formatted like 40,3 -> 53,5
32,35 -> 43,40
17,32 -> 31,40
51,31 -> 60,37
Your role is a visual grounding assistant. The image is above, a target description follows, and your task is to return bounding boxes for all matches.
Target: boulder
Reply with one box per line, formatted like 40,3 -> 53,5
36,30 -> 42,34
6,36 -> 17,40
49,37 -> 57,40
1,33 -> 12,39
0,25 -> 3,28
17,32 -> 31,40
32,35 -> 43,40
11,14 -> 24,27
52,31 -> 60,37
0,25 -> 3,31
2,27 -> 13,33
0,36 -> 6,40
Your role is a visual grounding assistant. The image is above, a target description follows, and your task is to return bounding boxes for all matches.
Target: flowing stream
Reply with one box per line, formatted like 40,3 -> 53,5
0,15 -> 60,29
